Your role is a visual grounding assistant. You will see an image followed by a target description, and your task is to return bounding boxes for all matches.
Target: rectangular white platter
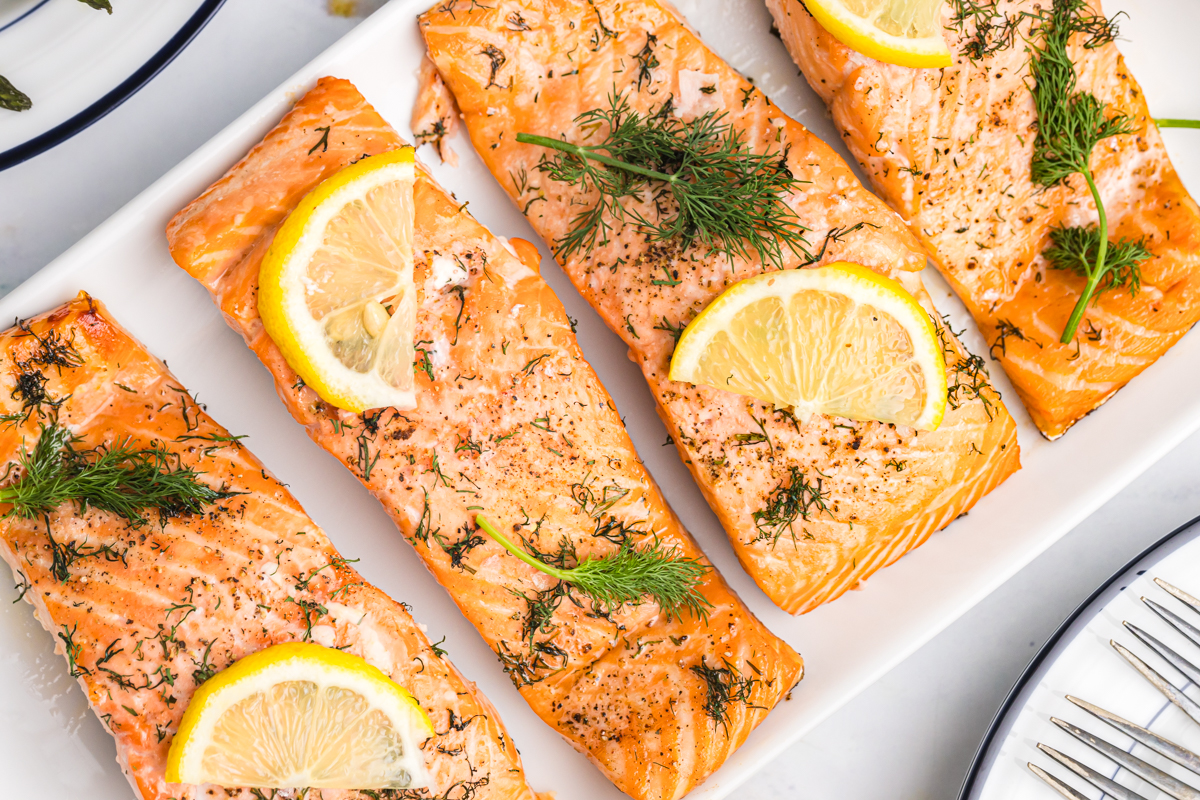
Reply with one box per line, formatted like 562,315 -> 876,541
1,0 -> 1198,798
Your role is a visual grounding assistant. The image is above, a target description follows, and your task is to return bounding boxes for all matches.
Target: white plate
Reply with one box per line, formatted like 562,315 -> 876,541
0,1 -> 1198,798
0,0 -> 224,170
961,515 -> 1200,799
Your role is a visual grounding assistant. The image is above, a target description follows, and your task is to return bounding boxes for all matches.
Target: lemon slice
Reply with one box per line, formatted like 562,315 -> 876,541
804,0 -> 952,68
259,147 -> 418,413
669,262 -> 947,430
165,642 -> 433,790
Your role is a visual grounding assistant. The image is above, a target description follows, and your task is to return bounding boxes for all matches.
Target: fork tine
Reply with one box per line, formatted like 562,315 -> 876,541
1124,621 -> 1200,686
1157,579 -> 1200,617
1145,597 -> 1200,650
1068,695 -> 1200,775
1038,743 -> 1151,800
1112,640 -> 1200,726
1051,717 -> 1200,799
1029,762 -> 1092,800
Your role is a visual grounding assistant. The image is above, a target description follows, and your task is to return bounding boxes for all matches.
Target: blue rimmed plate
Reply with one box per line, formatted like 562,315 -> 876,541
0,0 -> 225,170
961,515 -> 1200,799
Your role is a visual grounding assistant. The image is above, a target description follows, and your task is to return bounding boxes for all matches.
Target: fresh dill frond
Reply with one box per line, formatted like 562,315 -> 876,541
751,466 -> 829,547
1027,0 -> 1147,342
0,423 -> 238,526
517,92 -> 809,270
476,514 -> 712,622
1045,224 -> 1148,297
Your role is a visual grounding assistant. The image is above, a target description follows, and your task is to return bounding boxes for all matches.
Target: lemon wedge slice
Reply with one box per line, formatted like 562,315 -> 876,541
259,147 -> 418,413
669,262 -> 947,430
804,0 -> 952,68
165,642 -> 433,790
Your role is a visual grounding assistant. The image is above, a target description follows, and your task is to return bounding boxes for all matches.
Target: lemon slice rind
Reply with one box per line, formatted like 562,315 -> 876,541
165,642 -> 433,790
259,148 -> 418,414
804,0 -> 953,69
669,262 -> 947,431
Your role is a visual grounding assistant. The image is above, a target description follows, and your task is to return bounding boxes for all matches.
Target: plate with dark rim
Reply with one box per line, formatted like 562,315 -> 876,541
0,0 -> 224,171
960,514 -> 1200,799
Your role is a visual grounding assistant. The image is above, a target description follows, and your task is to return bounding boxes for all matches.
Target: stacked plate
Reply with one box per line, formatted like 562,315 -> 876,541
0,0 -> 223,169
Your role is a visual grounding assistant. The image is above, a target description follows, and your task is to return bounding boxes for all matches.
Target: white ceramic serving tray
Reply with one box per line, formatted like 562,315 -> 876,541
1,1 -> 1197,798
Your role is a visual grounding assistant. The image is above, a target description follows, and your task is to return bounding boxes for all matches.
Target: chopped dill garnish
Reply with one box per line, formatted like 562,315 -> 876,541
307,125 -> 331,156
355,412 -> 383,480
58,623 -> 88,677
1026,0 -> 1147,342
569,473 -> 629,518
414,340 -> 435,382
15,319 -> 84,372
45,520 -> 127,582
0,423 -> 238,527
936,315 -> 999,420
476,514 -> 712,622
947,0 -> 1020,61
517,92 -> 809,269
192,640 -> 218,685
653,316 -> 686,344
430,636 -> 449,658
412,489 -> 438,545
989,318 -> 1033,359
752,466 -> 829,547
946,352 -> 996,420
441,526 -> 485,572
691,658 -> 761,735
634,33 -> 659,90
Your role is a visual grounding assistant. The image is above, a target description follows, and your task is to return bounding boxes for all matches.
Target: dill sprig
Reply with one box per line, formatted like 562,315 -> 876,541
1027,0 -> 1148,343
0,423 -> 238,526
516,92 -> 809,269
475,514 -> 712,621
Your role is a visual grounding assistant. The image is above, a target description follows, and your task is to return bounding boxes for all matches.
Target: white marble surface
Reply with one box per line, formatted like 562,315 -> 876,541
1,1 -> 1198,798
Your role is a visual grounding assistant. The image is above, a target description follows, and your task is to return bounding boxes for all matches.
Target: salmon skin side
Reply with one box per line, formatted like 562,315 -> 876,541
166,77 -> 804,800
0,295 -> 534,800
418,0 -> 1021,615
767,0 -> 1200,440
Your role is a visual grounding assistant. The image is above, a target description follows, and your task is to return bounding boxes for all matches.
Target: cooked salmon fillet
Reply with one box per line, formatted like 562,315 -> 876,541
0,295 -> 533,800
418,0 -> 1021,615
166,77 -> 804,800
766,0 -> 1200,439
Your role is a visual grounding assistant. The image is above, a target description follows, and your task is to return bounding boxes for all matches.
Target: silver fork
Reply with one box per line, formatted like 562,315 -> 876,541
1112,579 -> 1200,726
1029,579 -> 1200,798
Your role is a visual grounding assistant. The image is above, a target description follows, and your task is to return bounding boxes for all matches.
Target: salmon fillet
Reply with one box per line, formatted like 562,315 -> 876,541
767,0 -> 1200,439
0,295 -> 533,800
418,0 -> 1021,615
166,77 -> 804,800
